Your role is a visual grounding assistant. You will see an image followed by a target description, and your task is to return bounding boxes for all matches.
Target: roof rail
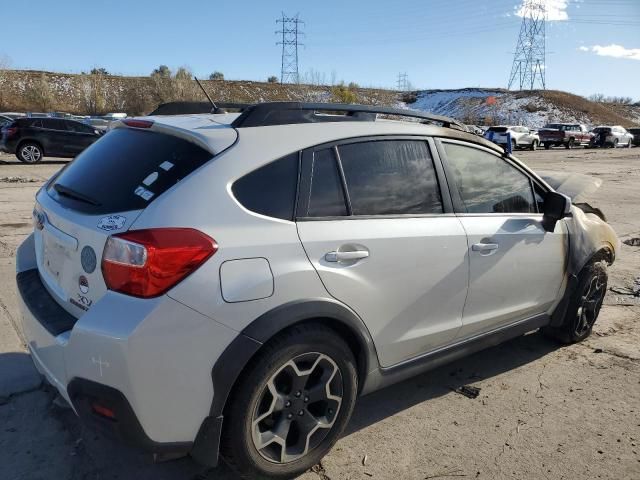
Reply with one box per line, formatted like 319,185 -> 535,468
148,101 -> 252,116
230,102 -> 467,130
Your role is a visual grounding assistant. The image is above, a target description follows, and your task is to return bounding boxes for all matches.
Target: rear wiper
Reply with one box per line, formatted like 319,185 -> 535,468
53,184 -> 101,206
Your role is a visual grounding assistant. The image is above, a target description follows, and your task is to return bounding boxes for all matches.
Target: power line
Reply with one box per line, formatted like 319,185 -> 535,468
508,0 -> 546,91
276,13 -> 304,84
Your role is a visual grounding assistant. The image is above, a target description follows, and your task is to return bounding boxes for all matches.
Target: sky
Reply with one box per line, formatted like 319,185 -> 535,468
1,0 -> 639,99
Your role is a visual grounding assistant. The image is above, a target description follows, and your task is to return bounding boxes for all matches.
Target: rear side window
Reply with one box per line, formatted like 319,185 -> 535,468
47,128 -> 213,214
338,140 -> 442,215
443,143 -> 535,214
307,148 -> 348,217
232,153 -> 299,221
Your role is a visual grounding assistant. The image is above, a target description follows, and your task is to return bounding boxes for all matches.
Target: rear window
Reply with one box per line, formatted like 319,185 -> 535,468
487,127 -> 507,133
47,128 -> 213,214
593,127 -> 611,133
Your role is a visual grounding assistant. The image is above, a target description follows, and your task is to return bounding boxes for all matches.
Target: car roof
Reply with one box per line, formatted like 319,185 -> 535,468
120,113 -> 505,157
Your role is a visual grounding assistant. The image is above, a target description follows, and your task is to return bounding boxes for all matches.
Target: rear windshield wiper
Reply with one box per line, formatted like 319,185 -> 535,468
53,184 -> 101,206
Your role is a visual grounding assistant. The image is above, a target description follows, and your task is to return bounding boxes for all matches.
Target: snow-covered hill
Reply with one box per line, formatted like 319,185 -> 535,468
403,88 -> 639,128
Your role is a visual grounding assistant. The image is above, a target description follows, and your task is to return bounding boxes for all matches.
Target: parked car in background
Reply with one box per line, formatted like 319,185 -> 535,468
590,126 -> 634,148
628,128 -> 640,147
465,124 -> 485,136
0,112 -> 26,120
0,117 -> 103,162
538,123 -> 593,149
484,125 -> 540,150
0,115 -> 13,129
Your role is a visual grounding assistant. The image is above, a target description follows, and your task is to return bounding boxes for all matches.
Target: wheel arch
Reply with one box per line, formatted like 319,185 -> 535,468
190,298 -> 379,467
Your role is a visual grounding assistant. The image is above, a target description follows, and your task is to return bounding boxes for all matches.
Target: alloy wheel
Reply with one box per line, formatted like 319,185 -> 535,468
251,352 -> 343,464
574,272 -> 606,337
21,145 -> 42,163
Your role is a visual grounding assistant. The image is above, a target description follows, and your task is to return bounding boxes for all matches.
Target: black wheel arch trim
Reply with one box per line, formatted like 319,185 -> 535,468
191,297 -> 379,467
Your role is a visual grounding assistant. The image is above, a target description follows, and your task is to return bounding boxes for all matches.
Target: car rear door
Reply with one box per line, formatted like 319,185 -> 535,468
40,118 -> 71,156
295,137 -> 469,367
437,139 -> 566,340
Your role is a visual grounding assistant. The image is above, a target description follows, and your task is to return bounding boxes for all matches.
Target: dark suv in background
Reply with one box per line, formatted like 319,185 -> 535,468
0,117 -> 102,162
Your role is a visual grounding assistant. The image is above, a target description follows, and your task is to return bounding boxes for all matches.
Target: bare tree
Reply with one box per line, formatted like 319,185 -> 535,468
25,73 -> 55,112
79,72 -> 108,115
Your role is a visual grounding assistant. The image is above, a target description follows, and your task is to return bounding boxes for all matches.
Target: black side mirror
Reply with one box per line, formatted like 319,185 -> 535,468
542,191 -> 572,232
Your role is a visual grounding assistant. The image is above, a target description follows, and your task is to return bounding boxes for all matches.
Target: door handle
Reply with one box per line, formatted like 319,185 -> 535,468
325,250 -> 370,263
471,242 -> 499,253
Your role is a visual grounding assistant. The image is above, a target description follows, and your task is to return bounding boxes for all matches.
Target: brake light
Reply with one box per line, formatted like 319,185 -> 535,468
91,402 -> 116,420
122,119 -> 154,129
102,228 -> 217,298
4,126 -> 18,139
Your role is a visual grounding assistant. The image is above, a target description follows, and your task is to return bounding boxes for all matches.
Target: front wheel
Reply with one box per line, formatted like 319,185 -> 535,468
17,142 -> 43,163
542,261 -> 608,343
221,323 -> 358,479
530,140 -> 538,151
628,140 -> 632,148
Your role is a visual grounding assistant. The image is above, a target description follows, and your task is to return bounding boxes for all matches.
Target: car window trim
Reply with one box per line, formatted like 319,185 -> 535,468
296,135 -> 452,221
435,137 -> 541,216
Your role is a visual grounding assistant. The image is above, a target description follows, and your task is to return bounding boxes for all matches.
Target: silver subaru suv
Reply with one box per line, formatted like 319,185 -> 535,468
16,102 -> 619,479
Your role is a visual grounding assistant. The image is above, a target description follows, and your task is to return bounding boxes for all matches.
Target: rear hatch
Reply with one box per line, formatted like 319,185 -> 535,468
33,125 -> 227,319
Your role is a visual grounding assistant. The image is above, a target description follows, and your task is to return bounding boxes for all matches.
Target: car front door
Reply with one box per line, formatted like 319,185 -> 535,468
64,121 -> 98,155
296,138 -> 469,367
438,140 -> 567,340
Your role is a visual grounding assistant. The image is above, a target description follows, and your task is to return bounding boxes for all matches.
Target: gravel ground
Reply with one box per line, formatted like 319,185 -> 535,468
0,147 -> 638,480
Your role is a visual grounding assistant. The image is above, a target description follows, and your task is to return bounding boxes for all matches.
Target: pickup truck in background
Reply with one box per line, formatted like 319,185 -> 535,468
538,123 -> 593,149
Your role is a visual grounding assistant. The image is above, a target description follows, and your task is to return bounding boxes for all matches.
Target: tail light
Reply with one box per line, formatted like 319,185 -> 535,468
122,119 -> 154,129
4,126 -> 18,139
102,228 -> 217,298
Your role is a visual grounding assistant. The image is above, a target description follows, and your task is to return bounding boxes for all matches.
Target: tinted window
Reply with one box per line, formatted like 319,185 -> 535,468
47,128 -> 213,214
339,140 -> 442,215
65,120 -> 93,133
232,153 -> 298,221
29,119 -> 43,128
307,148 -> 347,217
443,143 -> 535,214
43,118 -> 65,131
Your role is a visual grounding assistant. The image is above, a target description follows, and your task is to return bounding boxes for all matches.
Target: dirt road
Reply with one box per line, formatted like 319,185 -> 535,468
0,147 -> 638,480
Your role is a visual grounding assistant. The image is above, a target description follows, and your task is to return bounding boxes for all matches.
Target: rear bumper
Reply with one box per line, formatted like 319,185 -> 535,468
16,234 -> 239,457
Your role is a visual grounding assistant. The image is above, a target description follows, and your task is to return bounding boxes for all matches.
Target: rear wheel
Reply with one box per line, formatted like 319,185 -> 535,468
511,139 -> 517,151
221,323 -> 358,479
611,139 -> 619,148
565,138 -> 575,149
530,140 -> 538,151
542,261 -> 608,343
17,142 -> 43,163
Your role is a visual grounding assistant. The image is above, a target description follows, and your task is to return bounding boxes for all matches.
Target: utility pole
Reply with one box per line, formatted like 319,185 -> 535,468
276,13 -> 304,84
507,0 -> 546,90
397,72 -> 409,91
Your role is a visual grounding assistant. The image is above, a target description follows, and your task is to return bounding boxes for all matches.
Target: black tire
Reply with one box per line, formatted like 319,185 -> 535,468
530,140 -> 538,151
16,142 -> 44,163
511,139 -> 517,151
627,139 -> 632,148
565,138 -> 575,149
542,261 -> 608,344
544,143 -> 551,150
220,323 -> 358,480
611,139 -> 618,149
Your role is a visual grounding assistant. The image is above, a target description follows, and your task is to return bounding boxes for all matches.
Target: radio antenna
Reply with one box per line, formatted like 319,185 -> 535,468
194,77 -> 223,113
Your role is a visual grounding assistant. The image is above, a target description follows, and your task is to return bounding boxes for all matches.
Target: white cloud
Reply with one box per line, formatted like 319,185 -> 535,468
515,0 -> 569,22
578,44 -> 640,61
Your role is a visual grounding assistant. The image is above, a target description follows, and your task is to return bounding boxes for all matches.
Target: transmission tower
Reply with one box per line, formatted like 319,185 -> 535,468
397,72 -> 409,91
507,0 -> 546,90
276,13 -> 304,84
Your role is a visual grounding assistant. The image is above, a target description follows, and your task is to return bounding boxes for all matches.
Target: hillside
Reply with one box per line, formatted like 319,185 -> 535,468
0,69 -> 637,128
403,88 -> 640,128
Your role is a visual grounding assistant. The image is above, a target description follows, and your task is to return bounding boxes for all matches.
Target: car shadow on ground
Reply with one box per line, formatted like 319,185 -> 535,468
0,158 -> 68,165
0,332 -> 562,480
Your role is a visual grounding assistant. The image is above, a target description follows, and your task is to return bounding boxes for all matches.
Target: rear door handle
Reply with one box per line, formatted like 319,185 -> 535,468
472,242 -> 499,253
325,250 -> 370,263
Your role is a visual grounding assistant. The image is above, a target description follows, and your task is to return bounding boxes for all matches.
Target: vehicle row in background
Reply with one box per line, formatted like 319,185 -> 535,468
590,126 -> 634,148
538,123 -> 592,149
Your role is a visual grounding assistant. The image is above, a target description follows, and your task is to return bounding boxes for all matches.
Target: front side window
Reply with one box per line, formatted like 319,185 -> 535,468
443,142 -> 536,214
338,140 -> 443,215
